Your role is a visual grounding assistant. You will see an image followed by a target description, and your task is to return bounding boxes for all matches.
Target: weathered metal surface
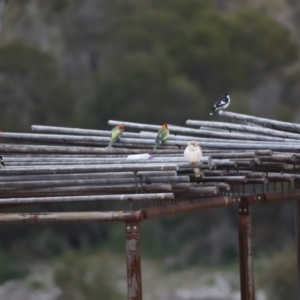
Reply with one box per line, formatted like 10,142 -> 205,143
109,120 -> 300,142
294,179 -> 300,297
243,189 -> 300,204
193,176 -> 246,183
264,189 -> 300,203
0,163 -> 178,175
125,222 -> 142,300
0,175 -> 188,189
238,204 -> 255,300
0,184 -> 173,198
186,119 -> 300,140
0,170 -> 177,182
0,143 -> 181,154
0,211 -> 145,223
143,196 -> 233,219
219,110 -> 300,133
173,186 -> 219,195
0,193 -> 174,205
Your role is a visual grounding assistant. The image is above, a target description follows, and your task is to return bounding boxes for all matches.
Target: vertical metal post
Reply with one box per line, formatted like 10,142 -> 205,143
238,203 -> 255,300
294,179 -> 300,297
125,222 -> 142,300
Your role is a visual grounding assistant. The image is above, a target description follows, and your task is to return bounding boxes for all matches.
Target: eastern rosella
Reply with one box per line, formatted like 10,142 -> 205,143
184,141 -> 202,177
210,93 -> 231,115
108,125 -> 125,148
153,123 -> 169,150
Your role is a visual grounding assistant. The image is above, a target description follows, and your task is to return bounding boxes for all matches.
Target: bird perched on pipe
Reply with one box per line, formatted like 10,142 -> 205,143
153,124 -> 169,150
210,93 -> 231,115
184,141 -> 202,177
108,125 -> 125,148
0,155 -> 5,168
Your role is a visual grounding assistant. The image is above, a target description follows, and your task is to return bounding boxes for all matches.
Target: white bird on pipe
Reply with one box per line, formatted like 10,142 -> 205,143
184,141 -> 202,177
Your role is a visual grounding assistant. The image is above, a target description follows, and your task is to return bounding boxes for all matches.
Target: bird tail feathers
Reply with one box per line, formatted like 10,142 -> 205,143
193,168 -> 201,177
108,140 -> 113,148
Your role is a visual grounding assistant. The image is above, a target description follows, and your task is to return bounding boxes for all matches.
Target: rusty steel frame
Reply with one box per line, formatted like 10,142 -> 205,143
295,179 -> 300,298
0,189 -> 300,300
125,222 -> 143,300
238,202 -> 255,300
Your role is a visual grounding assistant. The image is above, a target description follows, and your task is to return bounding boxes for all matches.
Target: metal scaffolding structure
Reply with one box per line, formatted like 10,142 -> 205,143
1,110 -> 300,300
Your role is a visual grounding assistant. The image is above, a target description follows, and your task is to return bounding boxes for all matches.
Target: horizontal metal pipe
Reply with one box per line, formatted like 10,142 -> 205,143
0,171 -> 177,183
202,170 -> 225,176
173,186 -> 219,195
264,190 -> 296,202
186,120 -> 300,140
4,156 -> 212,163
193,176 -> 247,183
219,110 -> 300,133
208,152 -> 257,159
140,130 -> 289,143
0,144 -> 182,154
0,211 -> 146,223
0,184 -> 174,198
3,131 -> 291,148
0,176 -> 189,189
0,193 -> 174,205
143,196 -> 233,219
32,125 -> 154,140
171,183 -> 192,189
246,178 -> 268,184
201,182 -> 231,191
246,189 -> 300,204
230,172 -> 266,178
0,163 -> 178,175
267,174 -> 295,181
256,150 -> 273,156
211,160 -> 238,168
258,155 -> 296,163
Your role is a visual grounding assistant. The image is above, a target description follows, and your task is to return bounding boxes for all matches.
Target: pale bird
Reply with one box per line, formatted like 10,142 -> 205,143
184,141 -> 202,177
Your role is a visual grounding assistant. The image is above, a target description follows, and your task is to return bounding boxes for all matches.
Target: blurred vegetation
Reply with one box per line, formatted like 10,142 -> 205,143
54,251 -> 122,300
258,248 -> 298,300
0,42 -> 75,131
0,248 -> 28,283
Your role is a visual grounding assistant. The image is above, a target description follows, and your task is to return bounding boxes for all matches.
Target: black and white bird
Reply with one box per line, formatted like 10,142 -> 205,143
0,155 -> 4,168
210,93 -> 231,115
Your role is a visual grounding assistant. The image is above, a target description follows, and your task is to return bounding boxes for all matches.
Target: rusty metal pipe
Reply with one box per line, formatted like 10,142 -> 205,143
0,211 -> 145,223
143,196 -> 233,219
245,189 -> 300,204
294,179 -> 300,298
238,203 -> 255,300
264,190 -> 300,202
125,222 -> 143,300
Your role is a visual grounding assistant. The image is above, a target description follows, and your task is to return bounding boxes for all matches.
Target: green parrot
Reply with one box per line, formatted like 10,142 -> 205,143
153,123 -> 169,150
108,125 -> 125,148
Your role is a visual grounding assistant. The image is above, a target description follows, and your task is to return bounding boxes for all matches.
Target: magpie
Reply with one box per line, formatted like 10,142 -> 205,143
0,155 -> 4,168
210,93 -> 231,115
